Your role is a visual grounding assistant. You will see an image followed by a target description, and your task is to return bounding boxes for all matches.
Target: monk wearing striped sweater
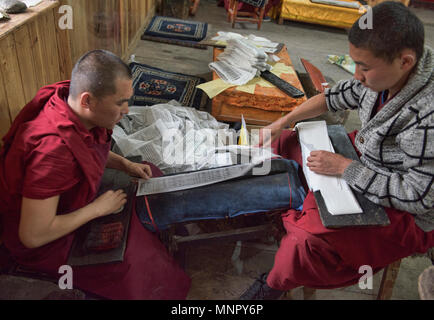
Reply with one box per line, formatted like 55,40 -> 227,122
241,1 -> 433,299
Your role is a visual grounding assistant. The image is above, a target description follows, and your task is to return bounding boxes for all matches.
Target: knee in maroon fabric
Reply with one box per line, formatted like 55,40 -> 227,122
267,223 -> 346,291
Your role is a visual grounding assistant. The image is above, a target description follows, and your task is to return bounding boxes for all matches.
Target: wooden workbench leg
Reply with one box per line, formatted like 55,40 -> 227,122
232,1 -> 238,28
258,7 -> 265,30
303,286 -> 316,300
377,259 -> 401,300
189,0 -> 200,16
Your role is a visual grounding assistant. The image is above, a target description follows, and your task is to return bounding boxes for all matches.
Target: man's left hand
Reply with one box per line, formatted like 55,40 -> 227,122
307,151 -> 353,176
124,161 -> 153,180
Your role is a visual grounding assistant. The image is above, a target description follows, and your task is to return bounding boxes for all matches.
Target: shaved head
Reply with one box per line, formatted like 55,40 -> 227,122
69,50 -> 132,99
349,2 -> 424,63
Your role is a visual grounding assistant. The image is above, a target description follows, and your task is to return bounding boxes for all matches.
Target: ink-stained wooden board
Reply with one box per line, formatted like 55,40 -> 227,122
67,168 -> 136,267
314,125 -> 390,228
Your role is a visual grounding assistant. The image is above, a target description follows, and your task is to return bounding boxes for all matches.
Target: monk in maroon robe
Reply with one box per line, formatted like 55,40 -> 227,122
0,50 -> 190,299
240,3 -> 433,299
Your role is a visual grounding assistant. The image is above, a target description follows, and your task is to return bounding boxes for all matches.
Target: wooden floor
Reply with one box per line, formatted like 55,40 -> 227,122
131,0 -> 434,300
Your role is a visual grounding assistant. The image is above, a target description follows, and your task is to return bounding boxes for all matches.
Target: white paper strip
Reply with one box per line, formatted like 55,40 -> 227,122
296,121 -> 363,215
137,162 -> 255,196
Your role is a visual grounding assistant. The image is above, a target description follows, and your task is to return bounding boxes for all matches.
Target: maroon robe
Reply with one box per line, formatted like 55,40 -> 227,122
266,130 -> 434,291
0,81 -> 190,299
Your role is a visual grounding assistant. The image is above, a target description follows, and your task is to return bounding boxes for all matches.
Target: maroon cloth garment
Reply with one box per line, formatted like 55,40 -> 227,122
0,81 -> 110,269
266,130 -> 434,291
0,82 -> 190,299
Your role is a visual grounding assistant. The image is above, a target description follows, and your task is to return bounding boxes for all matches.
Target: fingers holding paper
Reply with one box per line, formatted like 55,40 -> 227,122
307,151 -> 353,176
257,119 -> 285,148
125,161 -> 153,180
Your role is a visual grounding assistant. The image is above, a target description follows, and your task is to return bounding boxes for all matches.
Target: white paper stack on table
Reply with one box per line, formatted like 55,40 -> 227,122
296,120 -> 363,215
211,32 -> 281,53
209,38 -> 271,86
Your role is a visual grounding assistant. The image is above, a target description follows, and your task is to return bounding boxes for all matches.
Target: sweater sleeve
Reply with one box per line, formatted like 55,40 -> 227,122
325,78 -> 364,112
342,112 -> 434,215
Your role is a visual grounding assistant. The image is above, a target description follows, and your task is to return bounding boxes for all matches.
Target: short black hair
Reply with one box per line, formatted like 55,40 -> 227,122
349,2 -> 425,63
69,50 -> 132,99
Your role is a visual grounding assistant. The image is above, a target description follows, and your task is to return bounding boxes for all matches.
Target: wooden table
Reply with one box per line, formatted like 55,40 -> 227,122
211,45 -> 307,126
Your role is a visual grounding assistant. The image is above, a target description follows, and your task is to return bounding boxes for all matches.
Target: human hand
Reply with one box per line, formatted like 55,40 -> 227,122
307,151 -> 353,176
257,118 -> 285,148
124,161 -> 153,180
90,190 -> 127,217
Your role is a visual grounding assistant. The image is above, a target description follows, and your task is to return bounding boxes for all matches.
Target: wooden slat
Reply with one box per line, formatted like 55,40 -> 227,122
0,63 -> 12,143
0,35 -> 26,120
28,18 -> 48,89
56,0 -> 157,63
54,7 -> 73,80
66,0 -> 88,63
41,9 -> 61,84
120,0 -> 128,56
377,259 -> 401,300
13,25 -> 39,103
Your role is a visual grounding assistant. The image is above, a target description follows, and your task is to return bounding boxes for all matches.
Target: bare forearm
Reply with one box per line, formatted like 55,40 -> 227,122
106,151 -> 128,171
19,191 -> 126,249
280,93 -> 329,128
19,203 -> 99,248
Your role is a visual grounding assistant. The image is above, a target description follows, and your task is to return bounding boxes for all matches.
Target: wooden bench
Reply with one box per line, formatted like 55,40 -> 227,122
227,0 -> 266,30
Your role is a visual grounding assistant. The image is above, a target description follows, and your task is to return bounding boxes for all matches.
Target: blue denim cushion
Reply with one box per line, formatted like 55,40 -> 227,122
136,159 -> 306,232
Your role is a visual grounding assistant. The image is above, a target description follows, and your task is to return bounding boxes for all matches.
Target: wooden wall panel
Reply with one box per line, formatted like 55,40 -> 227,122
0,66 -> 12,142
0,0 -> 157,140
61,0 -> 156,64
28,18 -> 49,90
54,8 -> 73,81
0,34 -> 26,121
13,25 -> 39,103
120,0 -> 129,56
39,10 -> 61,85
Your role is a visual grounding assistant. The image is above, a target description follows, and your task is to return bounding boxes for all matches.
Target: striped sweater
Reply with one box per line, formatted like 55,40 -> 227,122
325,46 -> 434,232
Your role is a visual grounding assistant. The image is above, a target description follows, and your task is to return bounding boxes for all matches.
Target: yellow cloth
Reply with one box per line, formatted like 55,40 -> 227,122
279,0 -> 365,29
196,79 -> 236,99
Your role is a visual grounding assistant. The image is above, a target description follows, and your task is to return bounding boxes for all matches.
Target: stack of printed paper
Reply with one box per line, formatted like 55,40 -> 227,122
209,38 -> 270,85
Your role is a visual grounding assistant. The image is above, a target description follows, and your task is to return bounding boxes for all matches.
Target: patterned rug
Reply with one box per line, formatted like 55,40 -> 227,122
130,62 -> 206,109
141,16 -> 208,49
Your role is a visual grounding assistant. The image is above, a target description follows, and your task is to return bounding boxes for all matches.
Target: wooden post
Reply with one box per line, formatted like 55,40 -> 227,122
377,259 -> 401,300
161,0 -> 189,19
303,287 -> 316,300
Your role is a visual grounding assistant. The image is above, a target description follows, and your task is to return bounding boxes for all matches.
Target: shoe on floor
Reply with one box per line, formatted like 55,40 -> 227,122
239,273 -> 284,300
263,16 -> 272,22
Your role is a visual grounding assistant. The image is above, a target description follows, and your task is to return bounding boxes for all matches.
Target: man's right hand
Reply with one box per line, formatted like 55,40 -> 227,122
258,118 -> 285,148
90,190 -> 127,217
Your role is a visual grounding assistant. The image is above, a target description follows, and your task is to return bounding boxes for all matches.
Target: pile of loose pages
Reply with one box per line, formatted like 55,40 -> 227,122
208,32 -> 280,86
